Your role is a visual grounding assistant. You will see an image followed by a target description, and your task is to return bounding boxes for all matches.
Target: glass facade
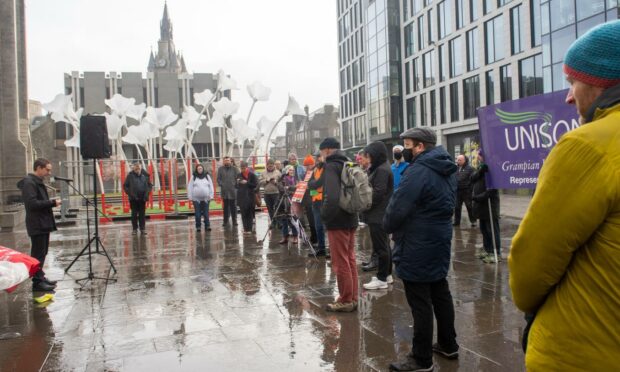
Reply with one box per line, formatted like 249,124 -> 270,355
449,36 -> 463,77
500,64 -> 513,101
511,4 -> 524,54
486,70 -> 495,105
450,82 -> 459,122
463,75 -> 480,119
519,53 -> 544,97
466,28 -> 480,71
485,15 -> 505,64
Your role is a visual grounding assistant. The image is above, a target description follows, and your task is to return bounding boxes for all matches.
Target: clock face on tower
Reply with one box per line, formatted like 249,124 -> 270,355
157,58 -> 167,67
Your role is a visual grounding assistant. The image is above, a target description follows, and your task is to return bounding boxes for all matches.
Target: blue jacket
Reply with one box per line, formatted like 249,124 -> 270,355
383,146 -> 457,282
391,161 -> 408,189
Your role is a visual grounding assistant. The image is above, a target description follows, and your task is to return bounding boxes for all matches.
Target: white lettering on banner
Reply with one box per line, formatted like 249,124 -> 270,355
504,119 -> 580,151
509,176 -> 538,186
501,161 -> 541,174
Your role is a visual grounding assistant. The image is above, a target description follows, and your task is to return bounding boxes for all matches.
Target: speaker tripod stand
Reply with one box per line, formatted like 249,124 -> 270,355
65,158 -> 117,285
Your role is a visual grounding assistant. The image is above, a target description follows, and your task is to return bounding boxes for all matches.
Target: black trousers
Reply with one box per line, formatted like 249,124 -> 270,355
403,278 -> 458,367
130,199 -> 146,231
302,199 -> 317,243
454,188 -> 475,225
30,233 -> 50,284
368,223 -> 392,281
480,217 -> 501,254
240,204 -> 254,232
264,193 -> 279,222
223,198 -> 237,225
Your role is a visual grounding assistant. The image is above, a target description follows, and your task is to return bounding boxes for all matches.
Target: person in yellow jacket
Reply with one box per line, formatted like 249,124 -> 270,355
509,20 -> 620,371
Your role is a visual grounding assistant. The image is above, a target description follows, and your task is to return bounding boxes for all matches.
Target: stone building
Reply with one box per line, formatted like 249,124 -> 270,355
284,104 -> 340,158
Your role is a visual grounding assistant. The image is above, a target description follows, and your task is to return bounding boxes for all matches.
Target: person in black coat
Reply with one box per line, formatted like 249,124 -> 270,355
454,154 -> 476,227
383,128 -> 459,371
236,161 -> 258,234
361,141 -> 394,290
17,158 -> 61,292
123,162 -> 152,235
470,150 -> 501,263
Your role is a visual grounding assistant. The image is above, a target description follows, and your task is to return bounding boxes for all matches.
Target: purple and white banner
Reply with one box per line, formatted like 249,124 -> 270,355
477,89 -> 580,189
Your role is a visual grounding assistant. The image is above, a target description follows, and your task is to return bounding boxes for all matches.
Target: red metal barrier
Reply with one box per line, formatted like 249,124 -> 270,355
98,160 -> 106,213
121,160 -> 129,213
159,158 -> 165,209
148,162 -> 154,209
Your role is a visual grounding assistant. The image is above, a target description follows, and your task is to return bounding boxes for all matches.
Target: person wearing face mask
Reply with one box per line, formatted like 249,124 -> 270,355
391,145 -> 408,190
384,128 -> 459,371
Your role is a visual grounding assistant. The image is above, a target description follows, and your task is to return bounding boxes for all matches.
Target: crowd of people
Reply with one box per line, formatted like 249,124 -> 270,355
18,21 -> 620,371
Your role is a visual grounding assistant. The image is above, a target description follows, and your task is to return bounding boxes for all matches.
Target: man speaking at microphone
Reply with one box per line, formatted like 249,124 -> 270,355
17,158 -> 62,292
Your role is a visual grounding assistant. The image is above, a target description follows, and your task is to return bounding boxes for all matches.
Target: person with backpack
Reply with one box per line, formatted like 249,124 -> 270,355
361,141 -> 394,290
187,164 -> 214,232
384,128 -> 459,371
320,137 -> 369,312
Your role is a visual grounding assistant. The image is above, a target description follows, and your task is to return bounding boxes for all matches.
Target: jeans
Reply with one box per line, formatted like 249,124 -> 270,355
130,199 -> 146,231
222,198 -> 237,225
368,223 -> 392,281
30,233 -> 50,284
312,201 -> 326,251
281,216 -> 298,237
403,278 -> 458,367
327,229 -> 358,303
454,188 -> 475,225
264,193 -> 279,222
479,217 -> 501,254
193,200 -> 210,228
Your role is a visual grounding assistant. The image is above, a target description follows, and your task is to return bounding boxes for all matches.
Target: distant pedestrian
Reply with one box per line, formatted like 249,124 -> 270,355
308,152 -> 327,257
217,157 -> 239,227
288,153 -> 306,181
236,161 -> 258,234
274,160 -> 283,173
470,150 -> 500,263
259,159 -> 281,226
278,166 -> 298,244
320,137 -> 359,312
188,164 -> 214,232
509,21 -> 620,371
17,158 -> 61,292
391,145 -> 407,189
361,141 -> 394,290
454,154 -> 476,227
301,155 -> 317,245
123,162 -> 152,235
384,128 -> 459,371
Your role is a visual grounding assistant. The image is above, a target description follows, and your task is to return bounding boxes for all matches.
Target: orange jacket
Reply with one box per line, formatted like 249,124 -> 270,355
309,167 -> 324,202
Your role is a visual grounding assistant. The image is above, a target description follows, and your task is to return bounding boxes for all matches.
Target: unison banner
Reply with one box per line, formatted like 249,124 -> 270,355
477,89 -> 580,189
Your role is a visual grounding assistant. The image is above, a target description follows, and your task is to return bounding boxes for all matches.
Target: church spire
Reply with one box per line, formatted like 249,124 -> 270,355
160,1 -> 173,41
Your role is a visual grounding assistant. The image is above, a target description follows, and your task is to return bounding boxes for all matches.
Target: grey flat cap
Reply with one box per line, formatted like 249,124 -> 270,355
400,127 -> 437,144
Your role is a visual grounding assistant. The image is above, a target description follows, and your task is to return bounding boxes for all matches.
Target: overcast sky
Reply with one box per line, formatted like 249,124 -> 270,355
25,0 -> 339,136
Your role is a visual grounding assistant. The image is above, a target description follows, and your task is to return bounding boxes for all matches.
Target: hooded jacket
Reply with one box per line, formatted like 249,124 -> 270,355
188,171 -> 214,202
123,169 -> 152,202
321,150 -> 358,230
383,146 -> 457,282
509,84 -> 620,371
470,164 -> 500,220
362,141 -> 394,224
17,174 -> 58,236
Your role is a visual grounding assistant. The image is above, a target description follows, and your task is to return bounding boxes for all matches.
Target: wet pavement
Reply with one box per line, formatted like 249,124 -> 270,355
0,213 -> 525,372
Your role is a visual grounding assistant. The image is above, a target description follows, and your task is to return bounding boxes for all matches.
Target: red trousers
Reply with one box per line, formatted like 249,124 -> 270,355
327,229 -> 358,303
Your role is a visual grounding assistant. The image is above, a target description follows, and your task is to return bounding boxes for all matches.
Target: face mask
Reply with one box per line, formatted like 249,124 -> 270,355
394,152 -> 403,160
402,148 -> 414,163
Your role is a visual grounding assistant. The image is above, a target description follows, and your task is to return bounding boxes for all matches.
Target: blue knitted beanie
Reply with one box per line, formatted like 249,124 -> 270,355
563,20 -> 620,88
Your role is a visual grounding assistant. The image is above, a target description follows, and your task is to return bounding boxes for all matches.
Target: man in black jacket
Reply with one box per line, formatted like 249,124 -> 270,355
454,154 -> 476,227
17,158 -> 61,292
471,150 -> 501,263
123,162 -> 152,235
361,141 -> 394,290
384,128 -> 459,371
320,137 -> 359,313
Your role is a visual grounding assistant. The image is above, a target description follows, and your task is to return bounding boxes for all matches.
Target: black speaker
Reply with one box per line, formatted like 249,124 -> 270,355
80,115 -> 111,159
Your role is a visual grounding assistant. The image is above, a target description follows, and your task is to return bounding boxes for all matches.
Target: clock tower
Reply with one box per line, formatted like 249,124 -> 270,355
147,2 -> 187,74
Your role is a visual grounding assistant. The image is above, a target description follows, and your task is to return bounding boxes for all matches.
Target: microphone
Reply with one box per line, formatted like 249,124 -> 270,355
51,176 -> 73,182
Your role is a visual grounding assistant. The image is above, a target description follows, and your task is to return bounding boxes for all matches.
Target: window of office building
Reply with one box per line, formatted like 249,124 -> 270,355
403,0 -> 409,21
413,58 -> 420,91
483,0 -> 496,14
550,0 -> 575,31
485,15 -> 505,64
438,1 -> 453,39
423,50 -> 435,87
413,0 -> 424,15
449,36 -> 463,77
511,5 -> 524,54
359,87 -> 366,110
450,82 -> 459,122
418,14 -> 426,50
577,13 -> 605,37
577,0 -> 605,21
463,75 -> 480,119
499,0 -> 514,6
486,70 -> 495,105
439,43 -> 447,82
531,0 -> 542,46
466,28 -> 480,71
470,0 -> 479,21
456,0 -> 465,29
420,93 -> 427,126
439,86 -> 447,123
430,90 -> 437,126
406,97 -> 417,128
405,22 -> 414,57
428,8 -> 436,43
519,54 -> 543,97
551,25 -> 576,64
405,61 -> 411,94
500,64 -> 513,102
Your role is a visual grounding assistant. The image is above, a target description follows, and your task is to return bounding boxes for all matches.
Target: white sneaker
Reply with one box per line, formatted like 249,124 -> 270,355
363,277 -> 388,290
386,275 -> 394,284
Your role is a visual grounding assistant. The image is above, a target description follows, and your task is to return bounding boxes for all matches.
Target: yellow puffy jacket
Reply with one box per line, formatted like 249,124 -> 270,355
509,98 -> 620,371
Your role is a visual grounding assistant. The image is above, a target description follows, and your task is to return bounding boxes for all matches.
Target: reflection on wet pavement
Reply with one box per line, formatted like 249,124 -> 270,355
0,215 -> 525,371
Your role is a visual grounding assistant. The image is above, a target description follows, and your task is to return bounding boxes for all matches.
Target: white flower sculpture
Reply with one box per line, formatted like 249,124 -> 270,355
105,94 -> 135,117
212,97 -> 240,118
193,89 -> 214,108
145,105 -> 179,132
247,81 -> 271,102
104,112 -> 124,140
207,111 -> 226,129
217,69 -> 239,91
43,94 -> 83,147
285,95 -> 305,116
182,106 -> 206,132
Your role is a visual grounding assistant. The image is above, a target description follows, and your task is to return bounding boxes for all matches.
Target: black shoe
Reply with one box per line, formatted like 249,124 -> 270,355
206,226 -> 212,231
389,355 -> 433,371
362,261 -> 378,272
43,278 -> 57,286
470,223 -> 477,228
222,222 -> 228,227
196,228 -> 201,232
452,223 -> 459,227
141,230 -> 147,236
311,250 -> 327,257
33,282 -> 56,292
232,222 -> 238,227
432,343 -> 459,360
